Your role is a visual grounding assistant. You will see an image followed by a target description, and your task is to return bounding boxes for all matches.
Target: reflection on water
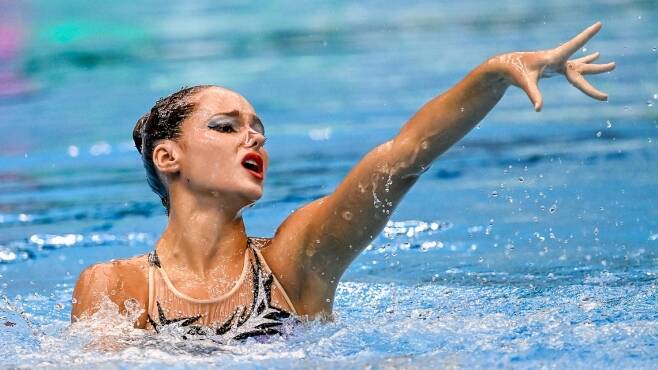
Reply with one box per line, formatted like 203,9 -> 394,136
0,0 -> 657,368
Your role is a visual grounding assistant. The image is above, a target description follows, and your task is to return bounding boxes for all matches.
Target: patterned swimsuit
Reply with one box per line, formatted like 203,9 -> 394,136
146,237 -> 298,341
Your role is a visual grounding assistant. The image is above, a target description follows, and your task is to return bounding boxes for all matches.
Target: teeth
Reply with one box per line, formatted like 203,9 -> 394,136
245,160 -> 257,166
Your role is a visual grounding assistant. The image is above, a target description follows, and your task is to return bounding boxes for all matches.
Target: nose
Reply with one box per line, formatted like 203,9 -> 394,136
243,128 -> 266,150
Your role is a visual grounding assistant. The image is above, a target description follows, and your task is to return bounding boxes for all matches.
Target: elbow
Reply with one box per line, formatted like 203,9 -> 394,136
387,136 -> 434,179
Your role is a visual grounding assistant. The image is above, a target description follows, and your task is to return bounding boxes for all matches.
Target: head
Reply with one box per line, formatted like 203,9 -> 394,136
133,85 -> 268,215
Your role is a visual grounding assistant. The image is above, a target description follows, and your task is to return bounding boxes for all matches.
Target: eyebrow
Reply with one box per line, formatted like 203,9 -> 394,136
215,110 -> 262,124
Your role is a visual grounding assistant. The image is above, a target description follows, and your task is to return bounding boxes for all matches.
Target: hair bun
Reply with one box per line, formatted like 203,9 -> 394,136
133,112 -> 150,154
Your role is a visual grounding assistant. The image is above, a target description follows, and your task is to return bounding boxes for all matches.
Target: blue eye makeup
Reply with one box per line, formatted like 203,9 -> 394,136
207,115 -> 265,136
207,117 -> 240,133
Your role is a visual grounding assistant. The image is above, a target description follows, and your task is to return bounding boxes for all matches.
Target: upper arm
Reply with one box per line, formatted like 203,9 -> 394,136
299,139 -> 421,267
265,138 -> 422,312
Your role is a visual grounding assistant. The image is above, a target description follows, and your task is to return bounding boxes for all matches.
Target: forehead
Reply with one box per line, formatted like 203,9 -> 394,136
192,86 -> 255,115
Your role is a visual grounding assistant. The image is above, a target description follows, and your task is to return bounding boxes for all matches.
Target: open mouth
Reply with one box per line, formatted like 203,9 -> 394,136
241,152 -> 264,179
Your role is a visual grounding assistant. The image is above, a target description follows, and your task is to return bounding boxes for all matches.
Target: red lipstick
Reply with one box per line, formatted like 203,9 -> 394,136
241,152 -> 264,180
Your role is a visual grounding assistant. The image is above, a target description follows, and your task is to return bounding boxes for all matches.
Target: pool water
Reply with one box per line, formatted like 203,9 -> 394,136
1,0 -> 657,368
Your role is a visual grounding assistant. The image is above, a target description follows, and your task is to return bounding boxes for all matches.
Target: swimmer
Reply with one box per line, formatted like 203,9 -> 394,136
72,22 -> 614,339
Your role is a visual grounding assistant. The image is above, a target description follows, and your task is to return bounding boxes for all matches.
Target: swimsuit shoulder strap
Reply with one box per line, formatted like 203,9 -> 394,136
247,237 -> 298,315
148,249 -> 161,268
146,250 -> 158,319
247,236 -> 272,251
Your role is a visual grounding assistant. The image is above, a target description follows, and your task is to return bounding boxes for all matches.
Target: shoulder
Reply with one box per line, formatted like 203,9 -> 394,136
71,255 -> 149,322
77,255 -> 149,290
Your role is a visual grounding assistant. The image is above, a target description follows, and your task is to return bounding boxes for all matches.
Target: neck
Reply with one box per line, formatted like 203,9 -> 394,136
156,189 -> 249,276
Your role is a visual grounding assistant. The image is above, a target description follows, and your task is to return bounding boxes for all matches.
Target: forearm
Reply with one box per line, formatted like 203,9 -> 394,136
393,60 -> 509,176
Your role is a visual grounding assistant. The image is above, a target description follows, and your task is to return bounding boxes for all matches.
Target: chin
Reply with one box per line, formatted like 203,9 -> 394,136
239,185 -> 263,204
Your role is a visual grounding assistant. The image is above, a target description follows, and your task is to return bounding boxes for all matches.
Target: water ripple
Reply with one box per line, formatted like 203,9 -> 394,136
0,232 -> 153,264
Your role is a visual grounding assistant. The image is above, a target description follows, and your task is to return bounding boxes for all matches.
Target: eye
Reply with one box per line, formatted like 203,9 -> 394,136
251,121 -> 265,136
207,118 -> 238,133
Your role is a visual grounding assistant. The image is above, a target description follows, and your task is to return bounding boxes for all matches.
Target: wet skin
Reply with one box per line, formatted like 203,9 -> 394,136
72,22 -> 615,327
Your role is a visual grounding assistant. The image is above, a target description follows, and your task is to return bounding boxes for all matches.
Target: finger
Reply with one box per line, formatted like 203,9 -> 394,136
565,67 -> 608,100
554,21 -> 602,60
580,62 -> 616,75
519,72 -> 543,112
572,51 -> 600,64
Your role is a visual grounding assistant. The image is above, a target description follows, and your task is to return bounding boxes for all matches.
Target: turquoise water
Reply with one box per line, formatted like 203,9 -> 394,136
1,0 -> 657,368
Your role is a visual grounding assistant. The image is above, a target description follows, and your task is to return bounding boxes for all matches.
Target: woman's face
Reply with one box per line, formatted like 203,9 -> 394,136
175,87 -> 269,207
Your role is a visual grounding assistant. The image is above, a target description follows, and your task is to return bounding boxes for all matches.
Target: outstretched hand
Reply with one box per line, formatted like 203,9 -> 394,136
489,21 -> 615,111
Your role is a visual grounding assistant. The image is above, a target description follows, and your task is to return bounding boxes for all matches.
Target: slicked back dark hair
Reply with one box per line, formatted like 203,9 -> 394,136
132,85 -> 212,214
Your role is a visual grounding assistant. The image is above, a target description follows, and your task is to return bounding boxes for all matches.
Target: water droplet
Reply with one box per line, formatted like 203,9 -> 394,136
54,303 -> 64,310
653,93 -> 658,99
325,298 -> 331,303
67,145 -> 79,157
549,204 -> 557,214
582,47 -> 587,52
491,191 -> 498,197
653,47 -> 657,53
596,131 -> 602,138
341,211 -> 353,221
518,176 -> 524,182
460,107 -> 465,112
648,101 -> 654,107
606,120 -> 612,128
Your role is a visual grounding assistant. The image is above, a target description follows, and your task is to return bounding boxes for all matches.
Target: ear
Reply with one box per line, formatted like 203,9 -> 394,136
152,141 -> 181,174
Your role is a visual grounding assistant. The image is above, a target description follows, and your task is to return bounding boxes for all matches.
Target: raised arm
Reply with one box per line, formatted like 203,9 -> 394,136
266,22 -> 614,314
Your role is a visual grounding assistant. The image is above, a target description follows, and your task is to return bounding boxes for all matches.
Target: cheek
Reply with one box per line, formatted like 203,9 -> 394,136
184,144 -> 235,180
199,127 -> 219,141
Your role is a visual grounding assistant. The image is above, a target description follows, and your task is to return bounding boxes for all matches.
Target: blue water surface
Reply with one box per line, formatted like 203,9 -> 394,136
0,0 -> 657,368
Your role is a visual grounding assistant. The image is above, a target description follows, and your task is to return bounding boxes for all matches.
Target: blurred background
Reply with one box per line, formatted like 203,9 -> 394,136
0,0 -> 656,368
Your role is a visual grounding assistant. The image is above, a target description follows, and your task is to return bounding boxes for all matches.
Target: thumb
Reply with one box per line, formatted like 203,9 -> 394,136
519,73 -> 543,112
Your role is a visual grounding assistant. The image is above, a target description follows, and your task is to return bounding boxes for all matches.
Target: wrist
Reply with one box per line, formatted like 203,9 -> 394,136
479,56 -> 512,88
